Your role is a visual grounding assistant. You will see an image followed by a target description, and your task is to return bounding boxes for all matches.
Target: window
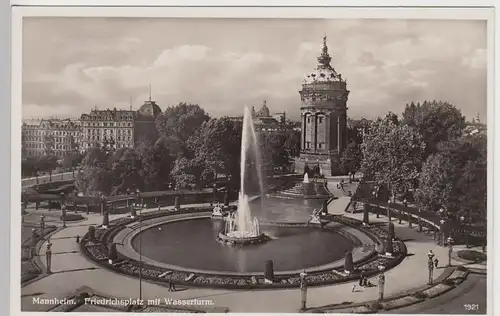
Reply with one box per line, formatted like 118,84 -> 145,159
318,143 -> 323,149
319,117 -> 323,124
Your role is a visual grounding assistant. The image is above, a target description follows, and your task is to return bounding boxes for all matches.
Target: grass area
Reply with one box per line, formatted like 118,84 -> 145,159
456,250 -> 486,263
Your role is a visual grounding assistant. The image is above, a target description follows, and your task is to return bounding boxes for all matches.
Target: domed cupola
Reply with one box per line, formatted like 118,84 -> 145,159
303,36 -> 345,84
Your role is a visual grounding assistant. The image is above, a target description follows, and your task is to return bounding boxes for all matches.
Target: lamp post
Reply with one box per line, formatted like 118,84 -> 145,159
61,204 -> 67,228
300,270 -> 308,311
427,251 -> 435,284
459,215 -> 469,248
40,215 -> 45,238
377,265 -> 386,301
213,182 -> 217,205
439,218 -> 445,246
372,191 -> 379,218
136,189 -> 144,302
387,199 -> 391,222
446,236 -> 454,267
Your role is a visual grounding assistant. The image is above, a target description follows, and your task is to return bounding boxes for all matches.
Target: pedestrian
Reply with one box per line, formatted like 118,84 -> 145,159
434,258 -> 439,268
76,235 -> 80,244
351,284 -> 356,292
359,271 -> 364,286
168,278 -> 176,292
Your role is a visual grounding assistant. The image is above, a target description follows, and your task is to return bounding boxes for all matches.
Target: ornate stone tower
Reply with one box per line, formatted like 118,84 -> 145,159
294,36 -> 350,176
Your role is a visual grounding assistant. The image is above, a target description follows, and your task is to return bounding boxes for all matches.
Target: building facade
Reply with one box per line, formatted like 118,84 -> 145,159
79,107 -> 137,151
22,118 -> 81,158
294,36 -> 350,176
79,98 -> 162,151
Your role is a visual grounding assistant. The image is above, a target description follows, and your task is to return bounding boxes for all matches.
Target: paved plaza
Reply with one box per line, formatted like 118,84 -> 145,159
20,180 -> 487,313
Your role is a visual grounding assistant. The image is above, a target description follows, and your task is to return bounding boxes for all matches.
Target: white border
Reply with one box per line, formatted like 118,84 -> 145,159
10,4 -> 496,316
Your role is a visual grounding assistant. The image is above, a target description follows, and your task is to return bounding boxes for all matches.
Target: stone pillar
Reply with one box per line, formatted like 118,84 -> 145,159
264,260 -> 274,283
313,113 -> 318,152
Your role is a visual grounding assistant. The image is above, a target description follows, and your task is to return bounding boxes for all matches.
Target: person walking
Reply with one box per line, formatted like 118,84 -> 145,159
168,278 -> 176,292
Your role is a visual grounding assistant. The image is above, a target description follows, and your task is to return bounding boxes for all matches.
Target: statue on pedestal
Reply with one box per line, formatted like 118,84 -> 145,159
211,202 -> 224,218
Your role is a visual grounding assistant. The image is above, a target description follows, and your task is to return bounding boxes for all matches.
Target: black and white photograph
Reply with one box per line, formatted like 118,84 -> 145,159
11,6 -> 492,314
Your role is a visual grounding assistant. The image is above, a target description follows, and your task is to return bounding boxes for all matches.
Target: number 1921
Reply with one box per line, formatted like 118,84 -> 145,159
464,304 -> 479,311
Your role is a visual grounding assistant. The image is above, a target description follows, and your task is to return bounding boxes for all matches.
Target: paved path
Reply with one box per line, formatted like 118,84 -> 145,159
20,181 -> 484,313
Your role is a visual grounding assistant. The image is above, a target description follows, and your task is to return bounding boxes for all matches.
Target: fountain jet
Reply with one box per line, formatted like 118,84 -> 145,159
218,106 -> 267,245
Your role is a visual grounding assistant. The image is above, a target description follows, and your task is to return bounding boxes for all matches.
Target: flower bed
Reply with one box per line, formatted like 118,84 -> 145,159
61,213 -> 85,221
421,283 -> 454,298
457,250 -> 487,263
380,295 -> 424,310
21,260 -> 41,283
323,305 -> 373,314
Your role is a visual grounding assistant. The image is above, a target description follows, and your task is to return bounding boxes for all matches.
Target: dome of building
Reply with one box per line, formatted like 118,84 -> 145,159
258,100 -> 270,117
137,100 -> 162,119
303,36 -> 344,84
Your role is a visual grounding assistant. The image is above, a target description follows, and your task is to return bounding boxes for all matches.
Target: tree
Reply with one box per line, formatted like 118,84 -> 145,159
188,118 -> 243,184
61,151 -> 83,178
136,137 -> 174,191
170,157 -> 203,190
417,134 -> 486,219
108,148 -> 143,194
402,100 -> 466,158
21,157 -> 39,178
347,118 -> 372,145
37,155 -> 60,182
156,102 -> 210,143
340,141 -> 362,179
361,113 -> 426,199
75,147 -> 112,196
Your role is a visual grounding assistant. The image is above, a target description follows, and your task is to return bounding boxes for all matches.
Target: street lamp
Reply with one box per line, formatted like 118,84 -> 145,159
387,199 -> 392,222
439,219 -> 446,246
299,270 -> 308,311
135,189 -> 146,302
446,236 -> 454,267
427,251 -> 435,284
459,215 -> 469,248
377,265 -> 386,301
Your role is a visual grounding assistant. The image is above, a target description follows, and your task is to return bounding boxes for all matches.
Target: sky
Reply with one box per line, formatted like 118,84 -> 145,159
22,18 -> 487,122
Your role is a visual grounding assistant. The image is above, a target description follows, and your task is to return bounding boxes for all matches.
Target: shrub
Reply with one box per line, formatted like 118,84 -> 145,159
88,225 -> 96,241
413,291 -> 428,299
102,212 -> 109,226
442,279 -> 456,286
60,213 -> 84,221
108,243 -> 118,261
366,301 -> 383,312
344,251 -> 354,273
457,250 -> 487,262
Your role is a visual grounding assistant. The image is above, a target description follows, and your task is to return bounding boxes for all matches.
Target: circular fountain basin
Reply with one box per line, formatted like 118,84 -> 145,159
130,217 -> 355,274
